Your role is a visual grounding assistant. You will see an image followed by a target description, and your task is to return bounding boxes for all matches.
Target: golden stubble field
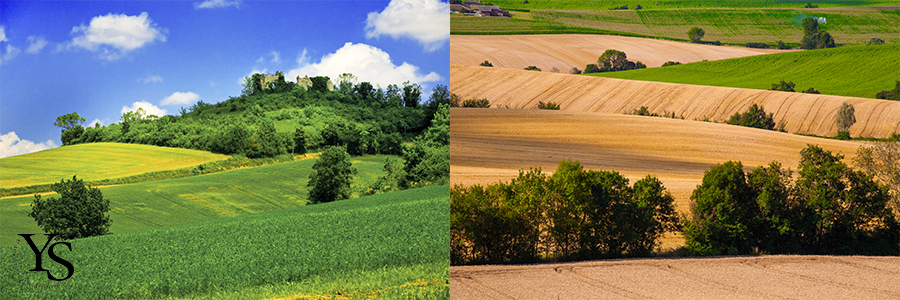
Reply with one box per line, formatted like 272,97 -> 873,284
451,64 -> 900,138
450,34 -> 787,70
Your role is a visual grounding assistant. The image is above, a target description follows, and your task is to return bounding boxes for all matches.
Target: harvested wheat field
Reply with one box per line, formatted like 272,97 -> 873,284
450,34 -> 786,70
451,108 -> 869,213
450,64 -> 900,138
450,255 -> 900,299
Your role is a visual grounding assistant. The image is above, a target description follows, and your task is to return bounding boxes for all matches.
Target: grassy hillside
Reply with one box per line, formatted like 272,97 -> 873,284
0,143 -> 230,189
0,154 -> 392,246
590,44 -> 899,98
1,185 -> 449,299
452,7 -> 900,45
492,0 -> 899,10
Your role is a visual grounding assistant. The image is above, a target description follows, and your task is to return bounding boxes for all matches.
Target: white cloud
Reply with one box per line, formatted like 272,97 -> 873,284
138,75 -> 163,83
195,0 -> 242,9
87,119 -> 104,127
122,101 -> 167,117
366,0 -> 449,52
67,12 -> 167,60
161,92 -> 200,106
0,44 -> 19,64
0,26 -> 7,43
25,36 -> 47,54
271,51 -> 280,63
0,132 -> 58,158
286,42 -> 441,89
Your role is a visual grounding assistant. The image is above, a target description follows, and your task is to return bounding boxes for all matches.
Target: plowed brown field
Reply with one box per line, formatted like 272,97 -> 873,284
450,64 -> 900,138
450,34 -> 787,70
450,255 -> 900,300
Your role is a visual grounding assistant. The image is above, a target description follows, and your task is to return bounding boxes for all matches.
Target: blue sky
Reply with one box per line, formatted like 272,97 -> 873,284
0,0 -> 449,157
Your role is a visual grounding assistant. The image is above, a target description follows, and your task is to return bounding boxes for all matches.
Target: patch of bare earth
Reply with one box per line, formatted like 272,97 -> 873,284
450,34 -> 788,70
450,255 -> 900,299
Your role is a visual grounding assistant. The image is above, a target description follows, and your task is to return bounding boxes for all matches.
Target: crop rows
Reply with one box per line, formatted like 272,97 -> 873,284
491,0 -> 899,10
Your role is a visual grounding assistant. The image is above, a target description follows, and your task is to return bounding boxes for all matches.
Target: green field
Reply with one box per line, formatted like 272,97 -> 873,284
0,154 -> 392,247
1,185 -> 449,299
492,0 -> 900,10
0,143 -> 230,188
589,44 -> 900,98
452,7 -> 900,45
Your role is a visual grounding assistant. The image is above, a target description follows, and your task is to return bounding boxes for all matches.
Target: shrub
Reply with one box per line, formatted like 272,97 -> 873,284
800,17 -> 835,49
770,80 -> 795,92
687,27 -> 705,43
726,104 -> 776,130
875,80 -> 900,100
550,66 -> 560,73
30,176 -> 111,240
584,64 -> 600,73
537,101 -> 560,110
524,66 -> 541,71
635,4 -> 642,9
746,42 -> 769,49
866,37 -> 885,45
462,98 -> 491,108
661,61 -> 681,67
801,87 -> 820,94
776,40 -> 790,49
804,2 -> 818,8
570,67 -> 582,74
479,60 -> 493,67
308,146 -> 357,204
835,102 -> 856,138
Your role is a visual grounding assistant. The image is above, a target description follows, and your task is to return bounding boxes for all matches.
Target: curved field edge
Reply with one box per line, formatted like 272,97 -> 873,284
450,64 -> 900,138
0,143 -> 230,188
0,154 -> 392,247
450,255 -> 900,299
489,0 -> 900,10
0,185 -> 450,300
590,44 -> 900,99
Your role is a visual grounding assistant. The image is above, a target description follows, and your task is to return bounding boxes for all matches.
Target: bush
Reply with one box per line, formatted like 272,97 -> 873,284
801,87 -> 820,94
30,176 -> 111,240
835,102 -> 856,136
570,67 -> 582,74
745,42 -> 769,49
800,17 -> 836,49
308,146 -> 357,204
661,61 -> 681,67
875,80 -> 899,100
462,98 -> 491,108
687,27 -> 705,43
770,80 -> 795,92
524,66 -> 541,71
866,37 -> 885,45
537,101 -> 560,110
776,40 -> 790,49
726,104 -> 776,130
479,60 -> 493,67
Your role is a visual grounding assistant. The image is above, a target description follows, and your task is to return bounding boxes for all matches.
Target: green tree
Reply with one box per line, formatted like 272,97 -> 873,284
800,17 -> 835,49
875,80 -> 899,100
308,146 -> 358,204
683,161 -> 759,255
293,127 -> 307,155
524,66 -> 541,71
687,27 -> 705,43
55,112 -> 87,146
401,81 -> 422,108
835,102 -> 855,139
29,176 -> 111,240
598,49 -> 628,71
479,60 -> 493,67
854,141 -> 900,216
726,104 -> 776,130
770,80 -> 796,92
537,101 -> 560,110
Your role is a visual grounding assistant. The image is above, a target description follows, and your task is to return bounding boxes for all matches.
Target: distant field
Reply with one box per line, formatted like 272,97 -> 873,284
1,185 -> 449,299
452,7 -> 900,45
0,143 -> 230,188
591,44 -> 900,99
491,0 -> 899,10
0,154 -> 392,246
451,64 -> 900,138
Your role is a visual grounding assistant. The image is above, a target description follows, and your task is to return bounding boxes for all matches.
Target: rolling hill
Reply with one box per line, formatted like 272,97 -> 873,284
450,64 -> 900,138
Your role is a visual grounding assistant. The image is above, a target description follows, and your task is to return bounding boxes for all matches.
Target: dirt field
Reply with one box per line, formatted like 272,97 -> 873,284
450,64 -> 900,138
451,255 -> 900,299
450,34 -> 787,70
450,108 -> 868,215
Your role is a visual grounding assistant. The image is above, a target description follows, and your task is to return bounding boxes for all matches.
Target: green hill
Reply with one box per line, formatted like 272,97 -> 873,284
493,0 -> 899,10
0,143 -> 230,189
0,154 -> 392,247
1,185 -> 449,299
589,44 -> 900,99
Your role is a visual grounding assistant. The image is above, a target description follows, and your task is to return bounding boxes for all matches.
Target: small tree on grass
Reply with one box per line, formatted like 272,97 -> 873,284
802,87 -> 820,94
687,27 -> 705,43
308,146 -> 358,204
30,176 -> 111,240
835,102 -> 856,139
875,80 -> 899,100
770,80 -> 796,92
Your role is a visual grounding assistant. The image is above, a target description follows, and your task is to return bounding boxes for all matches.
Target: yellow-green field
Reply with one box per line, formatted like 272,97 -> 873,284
1,143 -> 230,189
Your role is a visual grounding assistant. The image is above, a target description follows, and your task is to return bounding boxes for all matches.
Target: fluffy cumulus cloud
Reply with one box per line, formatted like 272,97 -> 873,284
0,132 -> 58,158
286,42 -> 441,89
0,26 -> 7,43
195,0 -> 242,9
67,12 -> 167,60
25,36 -> 47,54
122,101 -> 167,117
1,44 -> 19,64
366,0 -> 449,52
161,92 -> 200,106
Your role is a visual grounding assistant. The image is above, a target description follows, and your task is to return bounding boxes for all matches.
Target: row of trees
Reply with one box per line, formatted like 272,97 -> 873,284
451,160 -> 680,264
684,145 -> 898,255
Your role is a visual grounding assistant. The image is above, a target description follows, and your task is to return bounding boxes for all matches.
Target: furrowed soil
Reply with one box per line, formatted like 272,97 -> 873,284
450,34 -> 786,70
450,64 -> 900,138
450,255 -> 900,299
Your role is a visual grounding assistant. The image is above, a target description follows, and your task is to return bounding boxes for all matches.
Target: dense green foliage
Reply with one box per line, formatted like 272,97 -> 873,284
479,60 -> 493,67
726,104 -> 777,131
630,106 -> 682,119
800,16 -> 835,49
590,44 -> 900,99
58,77 -> 447,159
835,102 -> 856,138
661,61 -> 682,67
585,49 -> 645,73
524,65 -> 541,71
460,98 -> 491,108
876,80 -> 900,100
770,80 -> 796,92
308,146 -> 358,203
854,140 -> 900,215
683,145 -> 899,256
29,176 -> 111,240
451,160 -> 679,264
537,101 -> 560,110
54,112 -> 87,146
1,186 -> 450,299
688,27 -> 705,43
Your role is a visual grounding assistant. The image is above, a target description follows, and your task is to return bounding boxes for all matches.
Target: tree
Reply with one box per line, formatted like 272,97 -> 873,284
800,17 -> 835,49
687,27 -> 705,43
401,81 -> 422,108
29,176 -> 111,240
802,87 -> 820,94
875,80 -> 899,100
683,161 -> 759,255
867,37 -> 885,45
661,61 -> 681,67
479,60 -> 493,67
524,66 -> 541,71
598,49 -> 628,71
835,102 -> 855,139
726,104 -> 776,130
537,101 -> 560,110
308,146 -> 357,204
854,141 -> 900,215
337,73 -> 358,94
570,67 -> 582,74
54,112 -> 86,131
770,80 -> 796,92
